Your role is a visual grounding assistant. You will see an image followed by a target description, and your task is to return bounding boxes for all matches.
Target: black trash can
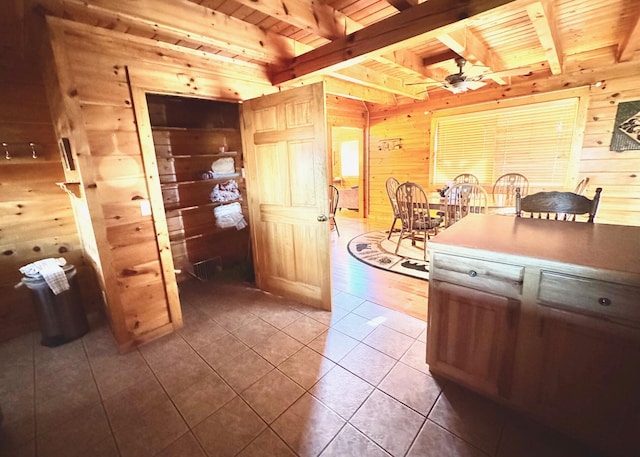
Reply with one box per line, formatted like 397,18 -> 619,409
21,264 -> 89,347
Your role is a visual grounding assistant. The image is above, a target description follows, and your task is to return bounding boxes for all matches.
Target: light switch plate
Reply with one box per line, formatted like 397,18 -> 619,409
140,200 -> 152,216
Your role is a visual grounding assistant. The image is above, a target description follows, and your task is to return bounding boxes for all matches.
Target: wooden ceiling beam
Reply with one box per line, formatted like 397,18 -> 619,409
422,49 -> 461,67
437,26 -> 506,84
271,0 -> 520,85
387,0 -> 426,11
222,0 -> 357,40
331,66 -> 426,100
375,49 -> 432,77
35,0 -> 300,63
617,8 -> 640,62
324,76 -> 397,105
228,0 -> 432,79
526,0 -> 562,75
38,0 -> 426,99
284,75 -> 397,104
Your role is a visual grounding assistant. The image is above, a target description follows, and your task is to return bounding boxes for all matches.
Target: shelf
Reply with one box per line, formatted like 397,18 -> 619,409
165,198 -> 243,216
171,152 -> 238,158
169,224 -> 240,244
160,174 -> 241,187
170,233 -> 205,244
56,181 -> 82,198
151,126 -> 238,132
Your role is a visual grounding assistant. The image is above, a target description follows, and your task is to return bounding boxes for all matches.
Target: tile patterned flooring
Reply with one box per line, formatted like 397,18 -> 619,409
1,275 -> 601,456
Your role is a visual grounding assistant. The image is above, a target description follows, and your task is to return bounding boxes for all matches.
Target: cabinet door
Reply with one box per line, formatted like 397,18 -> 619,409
533,307 -> 640,456
427,280 -> 519,398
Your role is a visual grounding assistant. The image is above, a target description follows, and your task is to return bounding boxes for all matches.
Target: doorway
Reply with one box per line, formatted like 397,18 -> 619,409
145,94 -> 252,284
331,126 -> 365,217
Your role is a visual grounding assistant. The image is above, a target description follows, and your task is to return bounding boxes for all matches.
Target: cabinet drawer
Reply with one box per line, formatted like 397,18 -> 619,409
432,253 -> 524,298
538,271 -> 640,324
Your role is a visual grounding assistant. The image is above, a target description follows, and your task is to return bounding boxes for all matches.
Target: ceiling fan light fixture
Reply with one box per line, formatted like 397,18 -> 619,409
448,80 -> 469,93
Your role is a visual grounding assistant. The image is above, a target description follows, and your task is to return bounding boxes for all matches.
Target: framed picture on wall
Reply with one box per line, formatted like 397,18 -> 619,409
610,100 -> 640,152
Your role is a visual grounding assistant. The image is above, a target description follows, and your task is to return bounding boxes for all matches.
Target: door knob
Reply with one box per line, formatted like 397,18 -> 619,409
317,215 -> 328,222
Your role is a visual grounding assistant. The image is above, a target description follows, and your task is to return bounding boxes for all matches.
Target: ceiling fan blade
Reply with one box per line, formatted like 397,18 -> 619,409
466,80 -> 488,90
441,83 -> 457,93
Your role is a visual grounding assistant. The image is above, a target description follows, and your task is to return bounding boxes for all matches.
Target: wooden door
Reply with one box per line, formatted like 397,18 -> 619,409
241,82 -> 331,310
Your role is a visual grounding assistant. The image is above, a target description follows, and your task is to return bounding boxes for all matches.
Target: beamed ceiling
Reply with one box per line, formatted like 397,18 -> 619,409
2,0 -> 640,104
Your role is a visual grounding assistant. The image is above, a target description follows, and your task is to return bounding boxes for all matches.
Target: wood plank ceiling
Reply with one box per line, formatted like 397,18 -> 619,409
5,0 -> 640,104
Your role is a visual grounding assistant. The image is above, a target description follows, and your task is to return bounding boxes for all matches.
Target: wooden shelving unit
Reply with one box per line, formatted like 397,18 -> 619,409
147,94 -> 250,281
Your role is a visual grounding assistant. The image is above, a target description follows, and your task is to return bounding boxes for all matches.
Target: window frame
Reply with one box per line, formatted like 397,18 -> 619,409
429,87 -> 590,192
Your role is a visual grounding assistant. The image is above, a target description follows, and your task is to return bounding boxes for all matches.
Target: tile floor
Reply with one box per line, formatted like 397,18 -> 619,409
0,276 -> 602,457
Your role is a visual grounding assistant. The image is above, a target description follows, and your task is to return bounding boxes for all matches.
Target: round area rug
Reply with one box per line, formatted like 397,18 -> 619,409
347,231 -> 430,280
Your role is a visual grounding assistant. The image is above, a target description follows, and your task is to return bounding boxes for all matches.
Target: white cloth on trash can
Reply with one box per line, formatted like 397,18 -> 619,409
19,257 -> 70,295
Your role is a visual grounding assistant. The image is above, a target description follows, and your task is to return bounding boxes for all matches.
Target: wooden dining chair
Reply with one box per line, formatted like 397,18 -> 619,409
444,183 -> 489,227
573,176 -> 590,195
515,186 -> 602,222
492,173 -> 529,206
453,173 -> 479,184
329,184 -> 340,236
395,182 -> 443,261
385,177 -> 401,239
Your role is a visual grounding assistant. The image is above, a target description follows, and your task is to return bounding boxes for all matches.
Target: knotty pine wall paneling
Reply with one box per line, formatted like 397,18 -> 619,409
43,16 -> 275,350
368,110 -> 430,224
368,51 -> 640,227
0,63 -> 101,342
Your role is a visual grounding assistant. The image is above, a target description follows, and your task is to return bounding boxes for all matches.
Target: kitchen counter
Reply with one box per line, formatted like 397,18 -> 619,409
426,214 -> 640,457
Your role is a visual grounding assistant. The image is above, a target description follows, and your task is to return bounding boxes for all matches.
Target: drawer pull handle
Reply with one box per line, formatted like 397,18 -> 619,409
598,297 -> 611,306
468,270 -> 478,277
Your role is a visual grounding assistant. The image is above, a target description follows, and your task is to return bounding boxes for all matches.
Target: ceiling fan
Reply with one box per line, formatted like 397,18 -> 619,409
410,57 -> 533,94
443,57 -> 487,93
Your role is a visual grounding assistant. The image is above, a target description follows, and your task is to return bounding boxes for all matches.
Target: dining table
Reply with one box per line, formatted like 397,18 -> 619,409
427,192 -> 517,217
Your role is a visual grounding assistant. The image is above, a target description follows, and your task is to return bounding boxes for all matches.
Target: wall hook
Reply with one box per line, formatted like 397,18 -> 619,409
2,142 -> 9,160
29,142 -> 37,159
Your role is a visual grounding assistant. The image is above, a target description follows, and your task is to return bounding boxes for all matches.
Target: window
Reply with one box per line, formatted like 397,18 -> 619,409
340,140 -> 359,177
431,92 -> 587,190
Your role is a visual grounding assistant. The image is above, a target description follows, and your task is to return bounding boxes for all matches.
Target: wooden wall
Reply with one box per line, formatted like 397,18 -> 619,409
41,17 -> 276,350
367,50 -> 640,227
368,110 -> 430,223
2,17 -> 367,345
0,63 -> 101,342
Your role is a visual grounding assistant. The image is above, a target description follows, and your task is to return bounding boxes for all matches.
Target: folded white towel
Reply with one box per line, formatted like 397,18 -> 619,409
19,258 -> 70,295
213,202 -> 247,230
211,157 -> 235,174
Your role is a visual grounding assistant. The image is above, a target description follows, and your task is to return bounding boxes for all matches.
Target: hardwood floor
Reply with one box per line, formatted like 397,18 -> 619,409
330,211 -> 428,322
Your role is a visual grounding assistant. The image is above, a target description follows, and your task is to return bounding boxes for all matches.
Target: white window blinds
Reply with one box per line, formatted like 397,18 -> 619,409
432,97 -> 581,189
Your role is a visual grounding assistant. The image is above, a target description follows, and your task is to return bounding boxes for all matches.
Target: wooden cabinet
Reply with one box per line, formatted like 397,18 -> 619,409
427,280 -> 519,398
147,95 -> 250,281
532,270 -> 640,457
428,252 -> 522,397
427,215 -> 640,457
533,306 -> 640,457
